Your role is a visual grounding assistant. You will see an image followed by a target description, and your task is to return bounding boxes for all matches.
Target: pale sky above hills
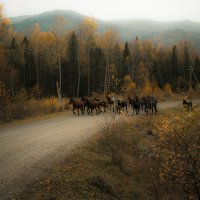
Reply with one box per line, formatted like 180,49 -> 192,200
1,0 -> 200,22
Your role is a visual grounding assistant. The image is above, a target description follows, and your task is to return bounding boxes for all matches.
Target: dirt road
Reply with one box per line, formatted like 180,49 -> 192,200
0,100 -> 199,199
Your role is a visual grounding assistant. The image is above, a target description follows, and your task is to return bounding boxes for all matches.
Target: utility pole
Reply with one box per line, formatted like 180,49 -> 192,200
188,65 -> 200,88
189,65 -> 192,89
192,70 -> 200,85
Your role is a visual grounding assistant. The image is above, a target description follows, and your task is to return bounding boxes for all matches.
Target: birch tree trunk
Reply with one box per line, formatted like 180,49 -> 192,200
76,51 -> 80,97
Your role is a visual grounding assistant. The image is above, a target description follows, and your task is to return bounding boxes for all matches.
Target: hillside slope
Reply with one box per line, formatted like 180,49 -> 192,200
11,10 -> 200,49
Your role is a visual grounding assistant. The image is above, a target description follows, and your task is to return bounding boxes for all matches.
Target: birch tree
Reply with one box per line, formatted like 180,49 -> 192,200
78,18 -> 97,95
52,16 -> 67,93
100,30 -> 119,93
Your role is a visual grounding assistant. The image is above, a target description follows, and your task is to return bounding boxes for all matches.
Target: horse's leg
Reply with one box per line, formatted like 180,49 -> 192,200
77,108 -> 80,116
100,106 -> 103,114
155,105 -> 158,113
87,107 -> 90,115
144,105 -> 148,115
72,107 -> 76,115
96,107 -> 98,115
118,107 -> 121,115
99,106 -> 102,114
81,106 -> 84,115
146,107 -> 148,115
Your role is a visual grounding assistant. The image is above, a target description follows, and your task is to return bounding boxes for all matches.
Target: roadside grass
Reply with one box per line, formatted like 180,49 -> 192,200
17,106 -> 200,200
0,97 -> 70,126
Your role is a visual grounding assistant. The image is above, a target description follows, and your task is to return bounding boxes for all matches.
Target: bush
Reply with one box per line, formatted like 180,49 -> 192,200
0,81 -> 11,121
102,116 -> 128,167
2,92 -> 65,122
163,83 -> 174,97
11,88 -> 29,119
154,112 -> 200,199
123,75 -> 137,95
20,97 -> 61,117
141,82 -> 163,99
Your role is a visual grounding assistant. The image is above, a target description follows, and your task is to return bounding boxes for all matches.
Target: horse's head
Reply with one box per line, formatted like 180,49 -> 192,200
83,97 -> 90,105
81,96 -> 85,102
81,96 -> 88,105
106,95 -> 111,101
69,98 -> 73,105
128,96 -> 132,104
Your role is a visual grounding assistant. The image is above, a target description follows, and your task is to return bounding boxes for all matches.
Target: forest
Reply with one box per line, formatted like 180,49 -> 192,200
0,4 -> 200,119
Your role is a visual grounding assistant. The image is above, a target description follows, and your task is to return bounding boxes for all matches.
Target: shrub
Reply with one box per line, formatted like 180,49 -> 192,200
0,81 -> 11,121
123,75 -> 137,95
102,116 -> 128,167
11,88 -> 29,119
163,83 -> 173,97
141,82 -> 163,99
40,97 -> 59,113
154,112 -> 200,199
31,84 -> 42,98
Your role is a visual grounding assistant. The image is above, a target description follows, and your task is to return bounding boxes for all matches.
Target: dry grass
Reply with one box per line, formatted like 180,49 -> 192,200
1,97 -> 69,123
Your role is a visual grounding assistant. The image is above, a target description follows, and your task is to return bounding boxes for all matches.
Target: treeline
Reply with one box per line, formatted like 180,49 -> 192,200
0,5 -> 200,99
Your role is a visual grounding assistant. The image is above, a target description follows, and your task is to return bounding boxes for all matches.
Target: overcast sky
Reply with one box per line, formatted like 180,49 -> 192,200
1,0 -> 200,22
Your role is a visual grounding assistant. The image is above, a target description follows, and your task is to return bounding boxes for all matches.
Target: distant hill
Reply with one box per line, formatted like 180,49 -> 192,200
10,10 -> 200,50
10,15 -> 31,24
151,29 -> 200,49
109,19 -> 200,35
11,10 -> 86,33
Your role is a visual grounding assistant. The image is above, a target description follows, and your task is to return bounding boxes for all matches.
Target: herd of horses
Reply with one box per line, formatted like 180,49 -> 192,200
69,95 -> 158,116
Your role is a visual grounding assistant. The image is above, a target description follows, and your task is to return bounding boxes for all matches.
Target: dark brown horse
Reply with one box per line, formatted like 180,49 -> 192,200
114,99 -> 128,114
69,98 -> 84,115
106,95 -> 114,109
128,96 -> 140,115
140,96 -> 146,110
94,97 -> 108,112
143,96 -> 158,115
82,97 -> 100,115
183,99 -> 192,111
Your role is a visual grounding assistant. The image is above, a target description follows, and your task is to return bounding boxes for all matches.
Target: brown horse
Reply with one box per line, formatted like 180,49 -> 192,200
83,97 -> 101,115
69,98 -> 84,115
183,99 -> 192,111
128,96 -> 140,115
94,97 -> 108,112
114,99 -> 128,114
143,96 -> 158,115
106,95 -> 114,109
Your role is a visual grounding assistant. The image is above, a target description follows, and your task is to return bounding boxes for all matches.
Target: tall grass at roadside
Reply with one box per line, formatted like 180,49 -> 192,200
0,84 -> 69,122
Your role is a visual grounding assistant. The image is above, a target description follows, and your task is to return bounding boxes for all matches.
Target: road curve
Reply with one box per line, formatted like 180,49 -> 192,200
0,99 -> 199,199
